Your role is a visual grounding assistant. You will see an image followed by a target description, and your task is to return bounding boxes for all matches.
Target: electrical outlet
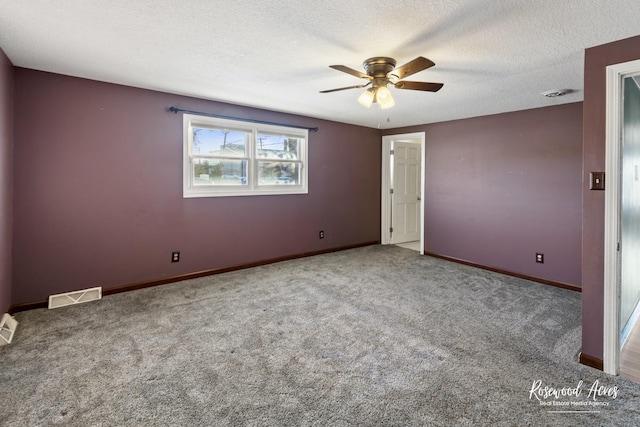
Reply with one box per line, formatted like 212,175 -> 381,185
171,251 -> 180,263
536,253 -> 544,264
319,230 -> 324,239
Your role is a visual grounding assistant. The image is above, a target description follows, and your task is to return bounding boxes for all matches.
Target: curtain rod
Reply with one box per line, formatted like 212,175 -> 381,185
168,107 -> 319,132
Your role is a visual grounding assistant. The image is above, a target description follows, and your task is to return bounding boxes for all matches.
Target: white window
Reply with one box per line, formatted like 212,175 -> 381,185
183,114 -> 308,198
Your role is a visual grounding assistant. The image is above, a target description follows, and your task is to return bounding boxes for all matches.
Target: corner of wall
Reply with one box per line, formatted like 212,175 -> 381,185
581,33 -> 640,363
0,46 -> 14,316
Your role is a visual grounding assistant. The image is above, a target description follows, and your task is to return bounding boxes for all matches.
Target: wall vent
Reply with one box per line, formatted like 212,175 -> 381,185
48,287 -> 102,309
0,313 -> 18,346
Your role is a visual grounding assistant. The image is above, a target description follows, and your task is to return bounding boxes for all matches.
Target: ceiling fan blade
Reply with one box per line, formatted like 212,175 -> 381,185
394,81 -> 444,92
319,84 -> 369,93
389,57 -> 435,80
329,65 -> 372,80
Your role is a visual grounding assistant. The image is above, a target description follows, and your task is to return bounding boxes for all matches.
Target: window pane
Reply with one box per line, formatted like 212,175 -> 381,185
193,158 -> 247,185
257,134 -> 300,160
258,161 -> 300,185
192,127 -> 248,157
184,114 -> 308,197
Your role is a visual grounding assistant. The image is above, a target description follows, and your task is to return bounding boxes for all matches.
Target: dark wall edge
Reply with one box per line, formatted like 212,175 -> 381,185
9,240 -> 380,314
579,352 -> 604,371
423,251 -> 582,293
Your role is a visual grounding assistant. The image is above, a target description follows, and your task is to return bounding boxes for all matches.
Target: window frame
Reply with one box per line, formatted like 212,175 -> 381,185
183,114 -> 308,198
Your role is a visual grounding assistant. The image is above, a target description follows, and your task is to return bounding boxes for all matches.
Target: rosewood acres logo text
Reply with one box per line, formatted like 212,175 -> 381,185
529,379 -> 619,411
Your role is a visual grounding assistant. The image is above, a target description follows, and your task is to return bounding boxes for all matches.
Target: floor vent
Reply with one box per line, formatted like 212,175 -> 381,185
48,287 -> 102,309
0,313 -> 18,346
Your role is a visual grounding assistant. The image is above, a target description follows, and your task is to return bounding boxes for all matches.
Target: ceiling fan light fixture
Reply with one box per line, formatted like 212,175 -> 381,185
358,88 -> 375,108
376,86 -> 395,109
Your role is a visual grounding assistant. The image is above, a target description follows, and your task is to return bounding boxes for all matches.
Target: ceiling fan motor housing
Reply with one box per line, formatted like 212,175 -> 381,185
364,57 -> 396,77
363,57 -> 397,89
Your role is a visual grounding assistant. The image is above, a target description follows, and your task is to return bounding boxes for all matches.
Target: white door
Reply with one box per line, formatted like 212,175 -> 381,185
391,140 -> 421,244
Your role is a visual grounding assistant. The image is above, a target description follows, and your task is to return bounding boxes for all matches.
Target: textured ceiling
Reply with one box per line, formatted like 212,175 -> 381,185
1,0 -> 640,129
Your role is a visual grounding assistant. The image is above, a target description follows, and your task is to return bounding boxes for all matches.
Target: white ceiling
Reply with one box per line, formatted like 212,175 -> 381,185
1,1 -> 639,129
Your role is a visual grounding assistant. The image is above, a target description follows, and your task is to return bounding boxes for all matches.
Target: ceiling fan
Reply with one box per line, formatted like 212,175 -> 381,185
320,56 -> 444,109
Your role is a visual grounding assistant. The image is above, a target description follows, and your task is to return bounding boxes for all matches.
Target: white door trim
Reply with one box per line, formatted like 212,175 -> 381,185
603,58 -> 640,375
381,132 -> 425,254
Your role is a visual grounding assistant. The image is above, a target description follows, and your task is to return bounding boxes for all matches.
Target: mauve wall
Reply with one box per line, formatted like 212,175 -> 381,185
383,103 -> 583,286
0,48 -> 12,315
12,69 -> 381,305
582,34 -> 640,361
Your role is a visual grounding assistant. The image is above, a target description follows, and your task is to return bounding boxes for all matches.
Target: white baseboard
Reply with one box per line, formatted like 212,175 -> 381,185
621,300 -> 640,347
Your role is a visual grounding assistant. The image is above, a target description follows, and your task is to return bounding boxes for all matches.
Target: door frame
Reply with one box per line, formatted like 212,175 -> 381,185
381,132 -> 425,254
603,58 -> 640,375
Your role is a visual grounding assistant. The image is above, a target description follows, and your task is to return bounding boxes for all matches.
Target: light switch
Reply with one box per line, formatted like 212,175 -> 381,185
590,172 -> 605,190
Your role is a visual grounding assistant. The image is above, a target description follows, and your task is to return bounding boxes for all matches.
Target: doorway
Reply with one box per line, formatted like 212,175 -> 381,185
603,59 -> 640,376
381,132 -> 425,254
620,75 -> 640,346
